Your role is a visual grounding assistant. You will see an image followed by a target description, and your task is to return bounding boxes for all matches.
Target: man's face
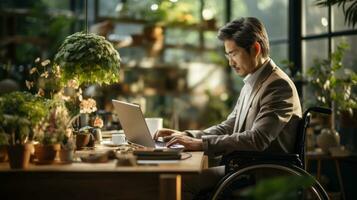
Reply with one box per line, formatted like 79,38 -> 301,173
224,39 -> 256,77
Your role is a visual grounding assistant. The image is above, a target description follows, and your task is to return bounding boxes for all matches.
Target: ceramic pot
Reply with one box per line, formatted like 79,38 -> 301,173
316,128 -> 340,152
7,143 -> 33,169
59,149 -> 74,163
76,134 -> 91,149
34,144 -> 61,162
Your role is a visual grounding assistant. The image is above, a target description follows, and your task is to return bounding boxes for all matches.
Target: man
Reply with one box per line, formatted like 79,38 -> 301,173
154,17 -> 302,198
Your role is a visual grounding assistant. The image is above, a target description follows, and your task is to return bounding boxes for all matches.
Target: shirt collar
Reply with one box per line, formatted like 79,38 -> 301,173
243,58 -> 270,86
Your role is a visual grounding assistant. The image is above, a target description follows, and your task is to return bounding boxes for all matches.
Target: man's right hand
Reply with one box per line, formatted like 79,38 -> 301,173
153,128 -> 188,141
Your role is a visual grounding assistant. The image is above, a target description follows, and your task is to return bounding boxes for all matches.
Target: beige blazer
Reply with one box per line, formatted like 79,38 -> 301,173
187,60 -> 302,156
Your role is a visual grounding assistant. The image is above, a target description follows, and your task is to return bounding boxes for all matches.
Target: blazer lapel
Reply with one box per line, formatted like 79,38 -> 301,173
238,60 -> 277,132
233,88 -> 246,134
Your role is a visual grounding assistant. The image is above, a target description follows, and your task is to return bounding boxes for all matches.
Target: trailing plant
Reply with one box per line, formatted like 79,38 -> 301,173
54,32 -> 121,86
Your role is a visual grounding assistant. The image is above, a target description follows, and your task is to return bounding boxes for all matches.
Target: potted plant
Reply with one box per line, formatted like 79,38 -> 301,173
307,42 -> 357,152
34,98 -> 71,163
0,91 -> 49,169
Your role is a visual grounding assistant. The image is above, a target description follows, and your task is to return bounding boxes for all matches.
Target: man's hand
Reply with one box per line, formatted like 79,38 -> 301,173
153,128 -> 187,141
166,135 -> 203,151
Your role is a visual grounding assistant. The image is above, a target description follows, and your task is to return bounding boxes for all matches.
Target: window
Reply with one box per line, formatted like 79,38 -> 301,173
302,0 -> 357,107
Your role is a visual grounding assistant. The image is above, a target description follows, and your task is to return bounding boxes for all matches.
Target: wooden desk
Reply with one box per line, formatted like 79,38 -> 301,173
0,149 -> 206,200
306,151 -> 346,200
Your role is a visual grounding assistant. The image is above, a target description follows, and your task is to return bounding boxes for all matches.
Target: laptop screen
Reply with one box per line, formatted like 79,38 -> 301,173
112,100 -> 155,148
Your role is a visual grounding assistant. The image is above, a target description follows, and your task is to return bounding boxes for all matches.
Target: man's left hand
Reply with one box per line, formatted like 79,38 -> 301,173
166,135 -> 203,151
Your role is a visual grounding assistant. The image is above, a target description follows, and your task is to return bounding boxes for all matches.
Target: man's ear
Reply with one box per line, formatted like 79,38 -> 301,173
251,41 -> 261,58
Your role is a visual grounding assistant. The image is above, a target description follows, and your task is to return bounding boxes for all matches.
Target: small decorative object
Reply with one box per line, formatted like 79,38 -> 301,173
76,126 -> 94,149
0,91 -> 49,168
92,116 -> 104,144
59,136 -> 75,163
316,128 -> 340,153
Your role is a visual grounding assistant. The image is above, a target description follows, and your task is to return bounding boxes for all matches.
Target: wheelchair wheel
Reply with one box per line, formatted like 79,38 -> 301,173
211,164 -> 329,200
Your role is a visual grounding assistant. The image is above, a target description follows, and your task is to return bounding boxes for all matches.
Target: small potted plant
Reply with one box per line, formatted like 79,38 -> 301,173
34,98 -> 70,163
0,91 -> 49,169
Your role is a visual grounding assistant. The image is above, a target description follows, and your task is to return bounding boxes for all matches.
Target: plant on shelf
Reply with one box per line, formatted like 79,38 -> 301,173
54,32 -> 121,86
119,0 -> 197,26
307,42 -> 357,152
0,91 -> 49,168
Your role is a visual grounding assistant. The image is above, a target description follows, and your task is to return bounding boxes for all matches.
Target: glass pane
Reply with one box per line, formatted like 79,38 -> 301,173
42,0 -> 70,10
270,43 -> 288,66
302,39 -> 328,75
333,36 -> 357,72
231,0 -> 288,40
165,28 -> 199,46
303,0 -> 328,36
204,31 -> 222,49
164,48 -> 199,63
203,0 -> 225,28
302,39 -> 328,108
332,1 -> 356,32
98,0 -> 121,18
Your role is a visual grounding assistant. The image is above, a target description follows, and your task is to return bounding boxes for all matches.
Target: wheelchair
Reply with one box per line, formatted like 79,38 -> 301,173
209,107 -> 332,200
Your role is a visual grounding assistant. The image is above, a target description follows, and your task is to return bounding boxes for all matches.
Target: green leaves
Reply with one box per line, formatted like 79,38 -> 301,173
315,0 -> 357,27
0,91 -> 50,144
307,42 -> 356,115
54,32 -> 121,86
241,175 -> 315,200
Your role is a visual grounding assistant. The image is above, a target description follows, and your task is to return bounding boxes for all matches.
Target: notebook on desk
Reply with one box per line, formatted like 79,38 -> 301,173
112,100 -> 184,150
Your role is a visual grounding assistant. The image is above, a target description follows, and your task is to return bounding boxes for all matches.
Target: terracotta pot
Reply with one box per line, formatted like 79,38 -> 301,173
316,128 -> 340,152
34,144 -> 61,162
7,143 -> 33,169
0,145 -> 8,162
76,134 -> 91,149
59,149 -> 74,163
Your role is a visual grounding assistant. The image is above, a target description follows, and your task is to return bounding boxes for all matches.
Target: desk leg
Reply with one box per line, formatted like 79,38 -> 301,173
334,160 -> 346,200
160,174 -> 181,200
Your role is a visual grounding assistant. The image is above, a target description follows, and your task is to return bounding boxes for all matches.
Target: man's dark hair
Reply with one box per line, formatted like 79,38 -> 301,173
217,17 -> 270,58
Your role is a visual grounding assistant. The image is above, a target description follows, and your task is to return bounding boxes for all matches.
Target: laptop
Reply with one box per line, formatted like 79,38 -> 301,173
112,100 -> 183,149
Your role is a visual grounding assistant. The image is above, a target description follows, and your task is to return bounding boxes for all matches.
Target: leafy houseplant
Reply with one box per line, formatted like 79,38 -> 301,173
0,91 -> 49,168
34,99 -> 71,162
0,91 -> 49,144
307,42 -> 357,120
307,42 -> 357,151
54,32 -> 121,86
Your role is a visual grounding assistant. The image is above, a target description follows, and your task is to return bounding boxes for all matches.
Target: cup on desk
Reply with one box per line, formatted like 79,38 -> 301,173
145,118 -> 163,137
112,134 -> 126,145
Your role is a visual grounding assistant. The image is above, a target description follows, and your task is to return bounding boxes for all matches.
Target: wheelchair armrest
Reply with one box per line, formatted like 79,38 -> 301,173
221,151 -> 303,173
